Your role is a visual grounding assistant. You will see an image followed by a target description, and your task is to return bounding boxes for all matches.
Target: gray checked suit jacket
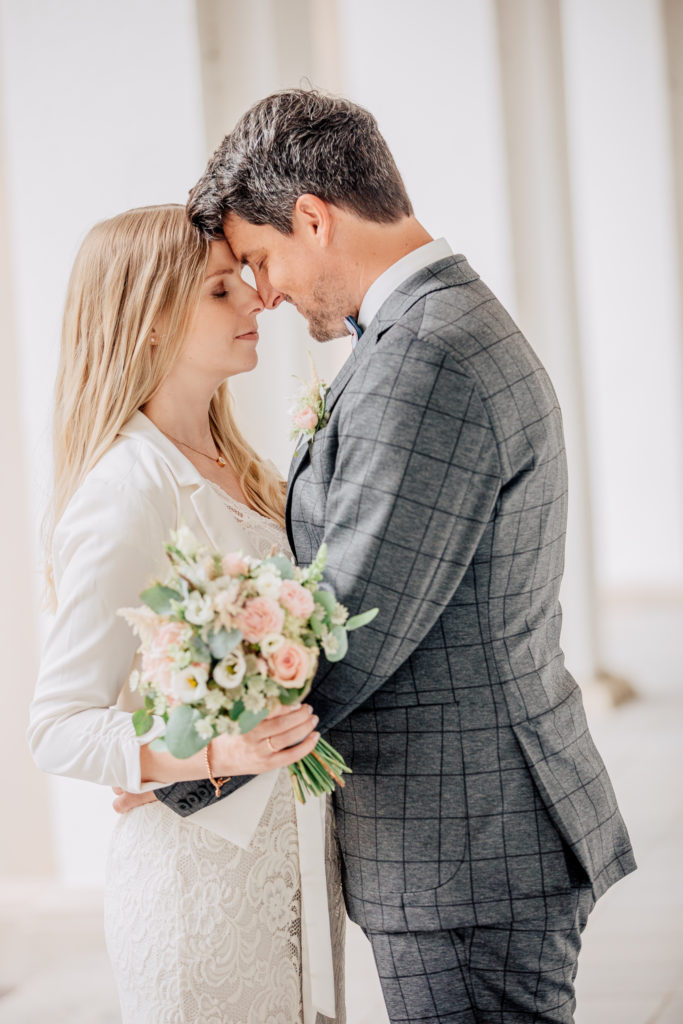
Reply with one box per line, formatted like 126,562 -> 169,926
155,255 -> 636,933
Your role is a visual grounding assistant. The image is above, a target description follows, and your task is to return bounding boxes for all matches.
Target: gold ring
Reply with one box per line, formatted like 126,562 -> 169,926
266,737 -> 276,753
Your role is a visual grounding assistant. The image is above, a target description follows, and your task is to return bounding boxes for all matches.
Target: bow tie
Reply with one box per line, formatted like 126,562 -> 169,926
343,315 -> 364,348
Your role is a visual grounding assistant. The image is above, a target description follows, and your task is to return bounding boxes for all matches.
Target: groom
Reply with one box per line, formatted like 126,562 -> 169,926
133,90 -> 636,1020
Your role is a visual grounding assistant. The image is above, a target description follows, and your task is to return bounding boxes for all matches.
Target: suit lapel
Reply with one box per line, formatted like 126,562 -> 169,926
285,441 -> 310,555
284,255 -> 481,556
324,255 -> 479,419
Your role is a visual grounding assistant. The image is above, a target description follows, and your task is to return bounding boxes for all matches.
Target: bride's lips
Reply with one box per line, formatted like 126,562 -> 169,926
235,331 -> 259,342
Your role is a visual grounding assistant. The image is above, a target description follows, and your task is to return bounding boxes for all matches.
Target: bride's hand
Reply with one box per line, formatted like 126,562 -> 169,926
210,702 -> 320,777
126,702 -> 320,813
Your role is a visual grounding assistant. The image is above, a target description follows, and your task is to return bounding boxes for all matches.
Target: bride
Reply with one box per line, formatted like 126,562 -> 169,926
27,204 -> 346,1024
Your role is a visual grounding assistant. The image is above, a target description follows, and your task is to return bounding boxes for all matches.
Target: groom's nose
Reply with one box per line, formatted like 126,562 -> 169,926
256,275 -> 284,310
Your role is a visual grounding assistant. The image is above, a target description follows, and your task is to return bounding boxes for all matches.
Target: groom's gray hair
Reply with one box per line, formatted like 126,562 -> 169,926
187,88 -> 413,236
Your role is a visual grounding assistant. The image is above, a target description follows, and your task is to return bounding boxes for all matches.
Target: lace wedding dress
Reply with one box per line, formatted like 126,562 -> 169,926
103,484 -> 346,1024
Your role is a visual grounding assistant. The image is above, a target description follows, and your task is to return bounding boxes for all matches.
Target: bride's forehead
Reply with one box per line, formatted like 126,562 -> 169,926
205,238 -> 239,273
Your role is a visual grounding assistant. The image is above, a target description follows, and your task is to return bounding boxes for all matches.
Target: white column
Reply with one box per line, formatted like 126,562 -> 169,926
0,12 -> 54,878
494,0 -> 600,685
0,0 -> 206,885
560,0 -> 683,592
336,0 -> 516,310
662,0 -> 683,394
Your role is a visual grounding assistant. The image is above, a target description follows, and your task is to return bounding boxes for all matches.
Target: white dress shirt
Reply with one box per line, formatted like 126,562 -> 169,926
358,236 -> 454,331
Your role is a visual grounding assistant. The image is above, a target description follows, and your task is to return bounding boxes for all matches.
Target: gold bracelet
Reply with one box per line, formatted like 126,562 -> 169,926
204,744 -> 231,799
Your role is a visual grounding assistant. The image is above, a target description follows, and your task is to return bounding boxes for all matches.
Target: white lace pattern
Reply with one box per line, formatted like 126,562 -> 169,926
104,768 -> 304,1024
202,479 -> 291,560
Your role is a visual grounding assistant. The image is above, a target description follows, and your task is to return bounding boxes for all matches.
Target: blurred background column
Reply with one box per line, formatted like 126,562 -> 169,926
0,15 -> 54,878
0,0 -> 207,886
662,0 -> 683,389
494,0 -> 606,698
561,0 -> 683,696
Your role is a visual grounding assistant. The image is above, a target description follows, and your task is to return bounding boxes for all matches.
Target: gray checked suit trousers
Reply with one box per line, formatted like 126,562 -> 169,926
155,254 -> 636,1018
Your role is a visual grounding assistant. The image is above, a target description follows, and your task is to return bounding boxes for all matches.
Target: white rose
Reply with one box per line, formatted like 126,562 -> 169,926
260,633 -> 285,657
184,591 -> 215,626
171,664 -> 209,703
254,571 -> 282,600
213,648 -> 247,689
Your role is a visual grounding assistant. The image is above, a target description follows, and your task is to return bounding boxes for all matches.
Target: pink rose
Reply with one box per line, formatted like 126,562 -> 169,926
237,597 -> 285,643
268,641 -> 314,689
293,406 -> 318,431
142,621 -> 188,697
279,580 -> 315,620
222,552 -> 250,577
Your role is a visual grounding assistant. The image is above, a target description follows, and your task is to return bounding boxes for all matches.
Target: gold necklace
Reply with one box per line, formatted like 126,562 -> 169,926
162,430 -> 226,468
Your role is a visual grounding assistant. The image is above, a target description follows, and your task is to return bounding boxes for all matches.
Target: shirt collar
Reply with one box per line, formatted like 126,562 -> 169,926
357,237 -> 453,331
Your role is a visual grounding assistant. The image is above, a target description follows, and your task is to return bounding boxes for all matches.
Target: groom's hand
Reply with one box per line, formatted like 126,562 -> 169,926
112,787 -> 158,814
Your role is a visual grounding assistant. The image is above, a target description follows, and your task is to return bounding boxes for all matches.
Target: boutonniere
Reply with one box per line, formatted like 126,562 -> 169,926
290,354 -> 330,452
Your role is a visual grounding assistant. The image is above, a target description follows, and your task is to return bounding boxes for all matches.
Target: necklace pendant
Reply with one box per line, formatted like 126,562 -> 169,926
216,454 -> 226,467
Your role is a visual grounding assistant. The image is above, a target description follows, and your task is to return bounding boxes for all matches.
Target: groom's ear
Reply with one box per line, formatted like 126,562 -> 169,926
292,194 -> 334,248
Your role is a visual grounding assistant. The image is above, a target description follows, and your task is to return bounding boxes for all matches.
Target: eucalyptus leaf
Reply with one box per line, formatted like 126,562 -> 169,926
164,705 -> 210,759
278,683 -> 308,705
209,627 -> 242,660
325,625 -> 348,663
140,584 -> 183,615
309,614 -> 324,637
313,589 -> 336,618
229,698 -> 245,721
189,634 -> 211,662
148,737 -> 169,752
345,607 -> 379,631
132,708 -> 153,736
262,554 -> 295,580
236,707 -> 270,734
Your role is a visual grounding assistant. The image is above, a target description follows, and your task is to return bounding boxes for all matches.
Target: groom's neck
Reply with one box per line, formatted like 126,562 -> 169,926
348,216 -> 433,311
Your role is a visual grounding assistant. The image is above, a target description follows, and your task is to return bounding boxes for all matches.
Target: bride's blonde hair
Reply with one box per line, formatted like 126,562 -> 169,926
45,203 -> 285,604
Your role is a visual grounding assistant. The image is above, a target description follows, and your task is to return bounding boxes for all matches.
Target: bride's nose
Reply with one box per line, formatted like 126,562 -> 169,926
243,283 -> 265,316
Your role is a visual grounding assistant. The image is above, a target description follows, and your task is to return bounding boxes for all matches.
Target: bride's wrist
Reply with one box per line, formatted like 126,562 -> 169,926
205,740 -> 232,798
206,737 -> 233,780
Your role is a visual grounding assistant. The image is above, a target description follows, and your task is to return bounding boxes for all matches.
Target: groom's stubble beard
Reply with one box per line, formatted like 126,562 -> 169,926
295,273 -> 351,342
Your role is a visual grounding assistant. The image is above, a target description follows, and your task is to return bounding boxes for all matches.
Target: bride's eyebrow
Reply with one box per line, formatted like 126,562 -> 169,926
205,268 -> 235,281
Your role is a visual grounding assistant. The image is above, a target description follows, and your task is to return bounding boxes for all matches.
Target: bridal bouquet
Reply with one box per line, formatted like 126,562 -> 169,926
118,526 -> 377,802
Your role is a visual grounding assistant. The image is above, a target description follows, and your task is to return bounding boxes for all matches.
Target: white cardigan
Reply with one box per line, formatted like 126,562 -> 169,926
28,409 -> 335,1019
